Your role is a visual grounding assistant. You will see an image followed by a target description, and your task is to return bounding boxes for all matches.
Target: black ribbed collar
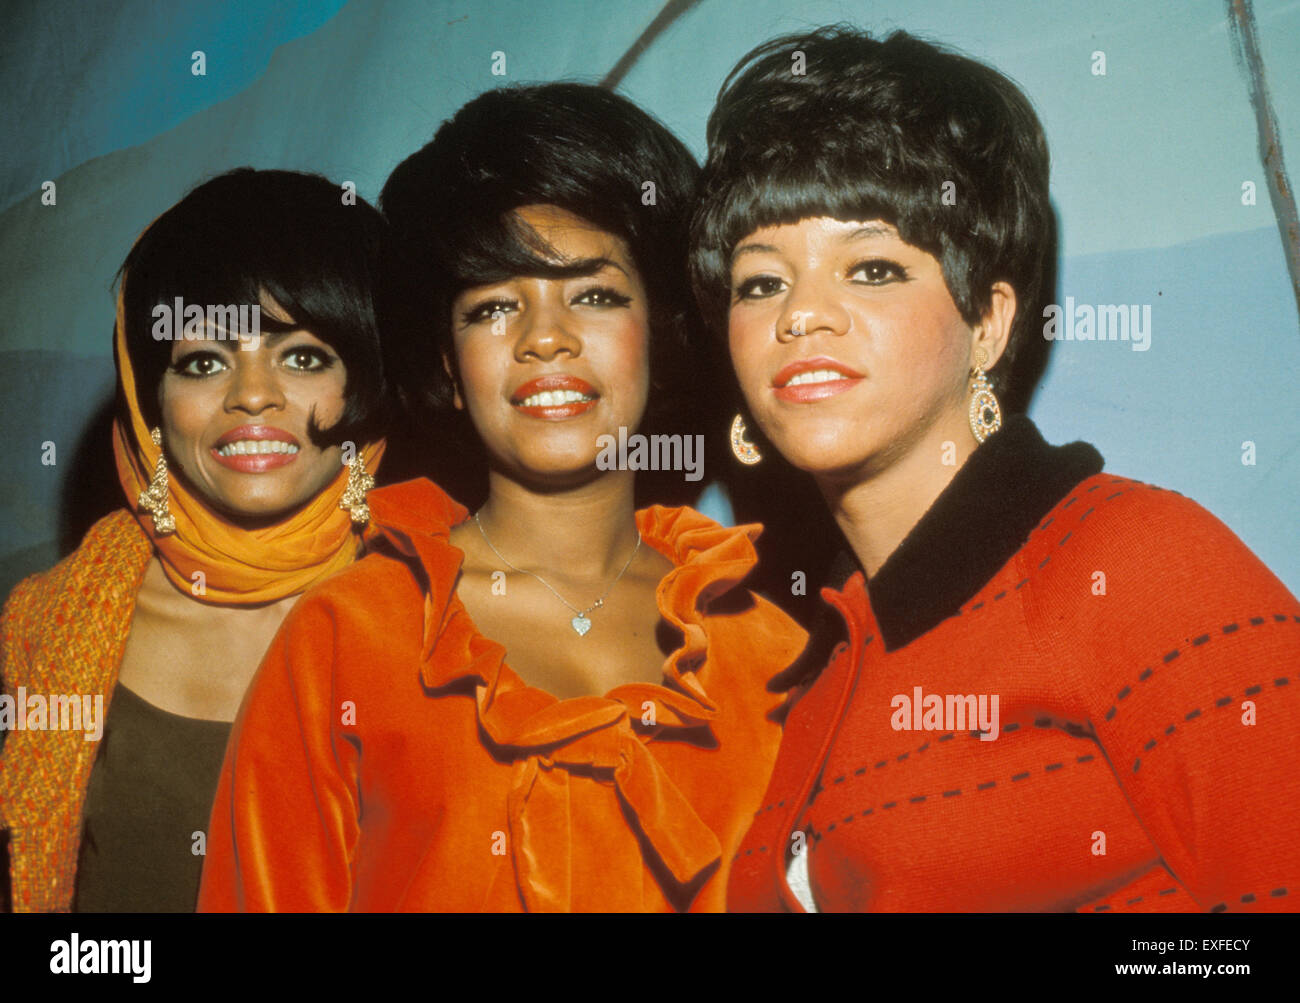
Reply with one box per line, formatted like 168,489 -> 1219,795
828,414 -> 1104,653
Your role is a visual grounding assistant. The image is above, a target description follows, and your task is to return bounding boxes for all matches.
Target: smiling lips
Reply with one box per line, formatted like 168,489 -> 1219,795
510,374 -> 599,419
772,357 -> 865,402
211,425 -> 302,472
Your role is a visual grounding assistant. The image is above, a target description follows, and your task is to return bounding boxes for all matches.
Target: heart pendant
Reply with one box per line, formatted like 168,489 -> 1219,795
570,615 -> 592,637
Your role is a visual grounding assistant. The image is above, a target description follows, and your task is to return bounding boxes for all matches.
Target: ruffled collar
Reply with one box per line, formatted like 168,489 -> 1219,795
362,477 -> 776,909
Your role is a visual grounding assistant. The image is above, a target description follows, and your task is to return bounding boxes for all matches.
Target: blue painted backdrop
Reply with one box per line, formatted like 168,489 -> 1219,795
1,0 -> 1297,597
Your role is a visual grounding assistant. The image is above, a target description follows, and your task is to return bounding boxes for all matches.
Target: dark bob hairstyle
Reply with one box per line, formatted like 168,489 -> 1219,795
690,25 -> 1056,403
118,168 -> 390,449
378,82 -> 704,506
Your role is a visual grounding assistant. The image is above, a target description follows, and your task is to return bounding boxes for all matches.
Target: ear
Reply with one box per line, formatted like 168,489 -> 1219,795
972,281 -> 1016,370
441,351 -> 464,411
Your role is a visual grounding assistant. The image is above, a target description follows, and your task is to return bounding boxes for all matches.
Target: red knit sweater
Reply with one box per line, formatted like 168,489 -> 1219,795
729,473 -> 1300,912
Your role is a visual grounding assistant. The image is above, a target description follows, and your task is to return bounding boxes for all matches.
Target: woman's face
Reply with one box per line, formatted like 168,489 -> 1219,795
727,216 -> 1010,482
159,293 -> 349,522
448,203 -> 651,487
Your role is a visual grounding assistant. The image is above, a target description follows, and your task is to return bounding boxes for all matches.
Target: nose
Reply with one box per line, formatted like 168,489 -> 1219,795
514,287 -> 582,363
777,273 -> 851,342
224,356 -> 286,415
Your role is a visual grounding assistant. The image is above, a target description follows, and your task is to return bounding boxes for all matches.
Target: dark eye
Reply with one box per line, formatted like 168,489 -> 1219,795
282,347 -> 335,372
460,299 -> 515,326
571,286 -> 632,308
172,351 -> 228,378
848,259 -> 907,284
734,275 -> 787,301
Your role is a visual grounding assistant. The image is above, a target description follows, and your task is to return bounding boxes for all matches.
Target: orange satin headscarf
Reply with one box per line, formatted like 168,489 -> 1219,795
111,275 -> 385,605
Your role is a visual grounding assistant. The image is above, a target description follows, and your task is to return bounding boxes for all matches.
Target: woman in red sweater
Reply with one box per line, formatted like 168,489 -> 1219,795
690,26 -> 1300,912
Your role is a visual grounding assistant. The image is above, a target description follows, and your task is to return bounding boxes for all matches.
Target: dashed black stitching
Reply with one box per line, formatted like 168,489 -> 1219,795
1127,897 -> 1143,905
1144,740 -> 1156,751
1185,708 -> 1201,721
1045,762 -> 1063,771
1040,516 -> 1055,531
1215,696 -> 1232,707
1105,706 -> 1117,721
970,601 -> 984,611
1081,506 -> 1095,521
1077,754 -> 1095,763
1274,614 -> 1289,623
1095,904 -> 1111,912
909,795 -> 926,804
1271,887 -> 1289,897
1165,724 -> 1176,735
1241,893 -> 1256,904
1011,771 -> 1030,781
1245,685 -> 1261,695
1192,634 -> 1209,646
1133,758 -> 1141,773
1223,623 -> 1239,634
875,760 -> 886,769
1138,668 -> 1152,681
1059,531 -> 1072,546
897,751 -> 909,761
1276,678 -> 1291,687
1003,722 -> 1020,733
939,733 -> 955,741
943,789 -> 961,798
882,801 -> 897,809
1038,556 -> 1051,569
1250,617 -> 1265,626
1105,491 -> 1124,501
1163,649 -> 1180,663
854,767 -> 866,776
994,591 -> 1007,601
1014,577 -> 1029,590
977,781 -> 996,790
1158,887 -> 1177,896
1117,686 -> 1131,701
1034,717 -> 1051,728
1063,497 -> 1077,509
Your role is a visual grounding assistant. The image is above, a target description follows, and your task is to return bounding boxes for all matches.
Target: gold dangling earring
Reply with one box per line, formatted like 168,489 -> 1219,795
968,348 -> 1002,444
730,413 -> 763,465
138,427 -> 176,535
339,452 -> 375,525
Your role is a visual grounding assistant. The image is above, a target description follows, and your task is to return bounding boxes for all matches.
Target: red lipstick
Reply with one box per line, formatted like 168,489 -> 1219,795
210,425 -> 302,472
772,357 -> 865,403
510,374 -> 599,419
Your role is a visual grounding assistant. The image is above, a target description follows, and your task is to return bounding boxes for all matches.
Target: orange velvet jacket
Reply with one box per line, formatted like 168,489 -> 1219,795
197,478 -> 807,912
730,418 -> 1300,912
0,510 -> 153,912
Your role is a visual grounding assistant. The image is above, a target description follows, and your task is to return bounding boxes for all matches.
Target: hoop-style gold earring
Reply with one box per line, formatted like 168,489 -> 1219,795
139,427 -> 176,535
730,413 -> 763,465
339,453 -> 375,525
968,349 -> 1002,444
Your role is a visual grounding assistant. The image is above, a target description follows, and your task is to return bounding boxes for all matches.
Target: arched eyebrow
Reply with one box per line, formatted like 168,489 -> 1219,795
843,223 -> 896,241
732,242 -> 779,261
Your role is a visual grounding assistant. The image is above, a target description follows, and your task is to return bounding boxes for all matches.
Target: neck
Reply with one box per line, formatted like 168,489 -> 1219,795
819,416 -> 977,579
473,469 -> 641,582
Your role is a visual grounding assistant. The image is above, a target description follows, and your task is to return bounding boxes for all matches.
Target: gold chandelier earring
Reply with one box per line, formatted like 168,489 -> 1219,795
730,413 -> 763,465
339,452 -> 375,525
968,348 -> 1002,444
138,427 -> 176,535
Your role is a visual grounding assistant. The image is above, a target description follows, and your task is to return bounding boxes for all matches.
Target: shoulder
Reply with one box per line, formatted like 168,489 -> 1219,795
1030,473 -> 1293,601
3,509 -> 148,634
1020,473 -> 1299,697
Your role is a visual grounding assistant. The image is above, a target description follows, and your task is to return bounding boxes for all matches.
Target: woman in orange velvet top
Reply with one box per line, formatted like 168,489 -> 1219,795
690,27 -> 1300,912
197,84 -> 806,912
0,169 -> 387,912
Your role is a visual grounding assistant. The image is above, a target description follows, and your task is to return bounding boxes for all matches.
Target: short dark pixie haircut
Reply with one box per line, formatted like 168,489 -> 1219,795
378,83 -> 703,504
690,25 -> 1055,400
118,168 -> 389,449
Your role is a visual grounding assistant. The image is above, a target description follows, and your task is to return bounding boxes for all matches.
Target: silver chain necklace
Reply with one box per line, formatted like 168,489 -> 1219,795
473,511 -> 642,637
